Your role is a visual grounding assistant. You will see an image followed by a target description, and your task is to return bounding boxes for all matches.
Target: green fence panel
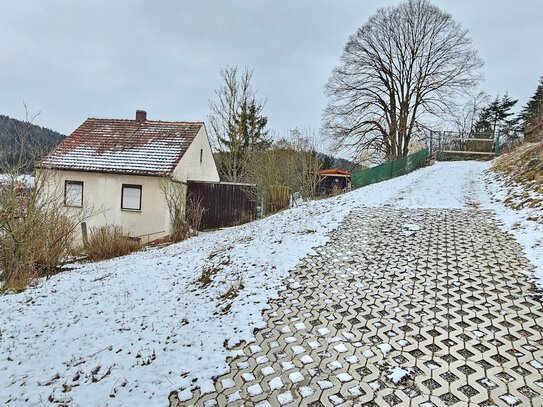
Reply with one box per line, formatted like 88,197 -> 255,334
352,148 -> 428,189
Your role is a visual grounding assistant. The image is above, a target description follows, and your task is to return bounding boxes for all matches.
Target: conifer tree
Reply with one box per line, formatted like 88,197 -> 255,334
475,94 -> 520,137
522,76 -> 543,134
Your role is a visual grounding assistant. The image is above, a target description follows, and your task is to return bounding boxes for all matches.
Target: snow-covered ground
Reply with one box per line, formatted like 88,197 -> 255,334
0,161 -> 541,406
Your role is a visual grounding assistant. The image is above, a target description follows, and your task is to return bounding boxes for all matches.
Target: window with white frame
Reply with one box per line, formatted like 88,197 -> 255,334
64,181 -> 83,207
121,184 -> 142,210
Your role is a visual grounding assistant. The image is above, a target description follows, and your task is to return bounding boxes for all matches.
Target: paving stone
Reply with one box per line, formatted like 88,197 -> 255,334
169,208 -> 543,406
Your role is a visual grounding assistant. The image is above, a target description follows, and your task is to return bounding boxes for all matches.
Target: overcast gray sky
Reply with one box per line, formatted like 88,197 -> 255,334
1,0 -> 542,147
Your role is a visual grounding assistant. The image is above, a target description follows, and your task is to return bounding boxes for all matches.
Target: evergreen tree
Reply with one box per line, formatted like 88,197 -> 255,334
319,154 -> 334,170
521,76 -> 543,133
475,94 -> 520,137
208,67 -> 270,182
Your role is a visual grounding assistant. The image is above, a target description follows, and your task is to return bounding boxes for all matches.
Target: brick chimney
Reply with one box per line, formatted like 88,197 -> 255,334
135,110 -> 147,123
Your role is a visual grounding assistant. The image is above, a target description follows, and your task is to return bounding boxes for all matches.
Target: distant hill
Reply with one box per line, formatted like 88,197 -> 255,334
0,115 -> 65,172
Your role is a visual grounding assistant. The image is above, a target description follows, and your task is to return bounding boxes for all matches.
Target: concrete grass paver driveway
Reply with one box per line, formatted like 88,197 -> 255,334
171,207 -> 543,406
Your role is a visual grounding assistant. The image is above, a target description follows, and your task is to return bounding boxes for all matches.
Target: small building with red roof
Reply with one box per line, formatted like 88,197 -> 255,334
38,110 -> 220,243
317,168 -> 352,195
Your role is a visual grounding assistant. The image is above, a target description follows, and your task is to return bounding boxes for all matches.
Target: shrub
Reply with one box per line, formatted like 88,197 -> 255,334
0,111 -> 88,291
84,226 -> 141,261
0,178 -> 81,292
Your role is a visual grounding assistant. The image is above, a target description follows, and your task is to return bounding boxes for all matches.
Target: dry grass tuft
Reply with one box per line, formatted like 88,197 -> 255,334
220,279 -> 244,300
84,226 -> 141,261
199,264 -> 220,287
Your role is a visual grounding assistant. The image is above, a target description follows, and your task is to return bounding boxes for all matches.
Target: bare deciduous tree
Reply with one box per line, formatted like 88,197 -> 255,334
449,91 -> 490,136
246,128 -> 321,215
323,0 -> 483,160
208,66 -> 269,182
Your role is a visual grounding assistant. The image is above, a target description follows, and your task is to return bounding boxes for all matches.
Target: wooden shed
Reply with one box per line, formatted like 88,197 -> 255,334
317,168 -> 352,195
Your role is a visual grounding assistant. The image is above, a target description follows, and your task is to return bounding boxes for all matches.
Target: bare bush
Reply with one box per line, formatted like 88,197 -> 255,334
186,195 -> 206,232
84,226 -> 141,261
0,109 -> 89,291
160,178 -> 207,242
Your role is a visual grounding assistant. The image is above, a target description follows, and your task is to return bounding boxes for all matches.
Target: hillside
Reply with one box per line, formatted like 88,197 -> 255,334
0,115 -> 65,171
2,161 -> 541,406
492,141 -> 543,222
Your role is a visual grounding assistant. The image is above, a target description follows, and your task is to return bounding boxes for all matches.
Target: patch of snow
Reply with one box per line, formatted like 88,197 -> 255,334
269,376 -> 283,390
336,372 -> 353,382
294,322 -> 306,331
247,384 -> 263,397
261,366 -> 275,376
228,391 -> 241,402
329,394 -> 344,405
221,378 -> 236,389
317,327 -> 330,335
363,349 -> 375,358
530,360 -> 543,369
345,355 -> 359,364
334,343 -> 349,353
387,367 -> 412,384
377,343 -> 392,355
281,361 -> 295,371
499,393 -> 519,405
292,345 -> 305,355
328,361 -> 342,370
299,386 -> 314,397
317,380 -> 333,389
277,391 -> 294,405
349,386 -> 364,396
369,381 -> 381,391
288,371 -> 304,383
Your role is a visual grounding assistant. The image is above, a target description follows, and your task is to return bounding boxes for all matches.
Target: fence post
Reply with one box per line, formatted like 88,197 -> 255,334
494,132 -> 501,155
81,222 -> 88,247
429,131 -> 433,155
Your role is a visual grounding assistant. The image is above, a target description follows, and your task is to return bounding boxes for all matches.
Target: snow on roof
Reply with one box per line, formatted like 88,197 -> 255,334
38,117 -> 204,176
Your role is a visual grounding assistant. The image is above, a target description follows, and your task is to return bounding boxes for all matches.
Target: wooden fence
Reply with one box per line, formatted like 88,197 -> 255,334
187,181 -> 256,230
267,185 -> 290,214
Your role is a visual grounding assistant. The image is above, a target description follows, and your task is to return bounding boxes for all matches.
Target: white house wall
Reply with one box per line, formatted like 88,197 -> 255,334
172,126 -> 220,182
42,170 -> 170,244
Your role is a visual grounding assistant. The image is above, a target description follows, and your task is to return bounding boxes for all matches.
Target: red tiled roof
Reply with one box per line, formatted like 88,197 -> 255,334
38,118 -> 204,176
318,168 -> 352,176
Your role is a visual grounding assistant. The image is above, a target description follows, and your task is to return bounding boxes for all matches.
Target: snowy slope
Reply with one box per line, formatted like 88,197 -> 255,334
0,161 -> 540,406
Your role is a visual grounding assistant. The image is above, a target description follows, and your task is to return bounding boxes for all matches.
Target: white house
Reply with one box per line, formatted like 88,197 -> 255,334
38,110 -> 220,243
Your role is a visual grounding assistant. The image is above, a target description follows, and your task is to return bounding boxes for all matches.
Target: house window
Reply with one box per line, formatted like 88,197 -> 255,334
64,181 -> 83,207
121,184 -> 142,211
200,148 -> 203,164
